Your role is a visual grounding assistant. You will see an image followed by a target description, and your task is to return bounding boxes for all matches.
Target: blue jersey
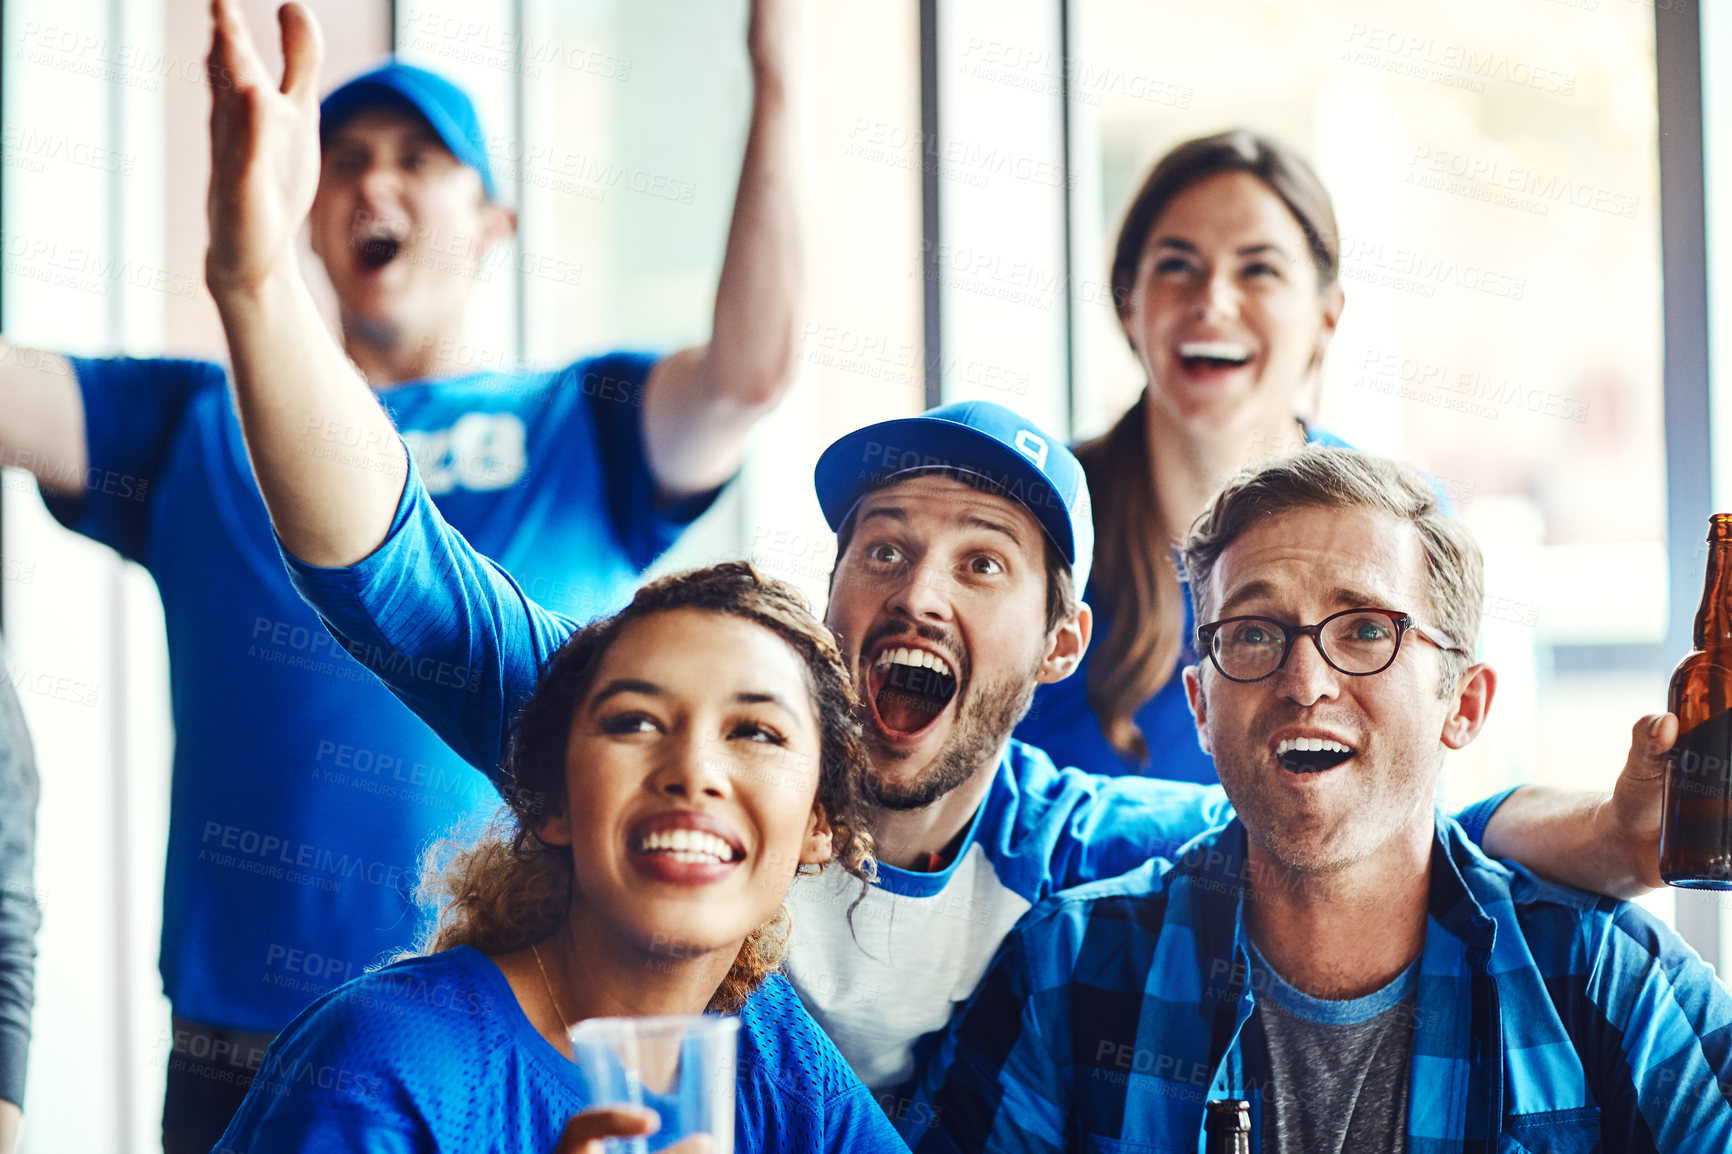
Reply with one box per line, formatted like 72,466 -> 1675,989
47,353 -> 707,1032
215,945 -> 908,1153
1016,424 -> 1355,782
284,457 -> 1512,1103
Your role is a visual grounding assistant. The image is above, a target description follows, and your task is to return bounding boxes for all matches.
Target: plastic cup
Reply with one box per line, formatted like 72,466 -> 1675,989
568,1014 -> 739,1154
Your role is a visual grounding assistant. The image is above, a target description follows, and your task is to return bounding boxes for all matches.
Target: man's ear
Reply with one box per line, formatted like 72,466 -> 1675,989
1183,664 -> 1213,755
1440,662 -> 1496,750
1036,603 -> 1092,684
799,805 -> 834,867
477,200 -> 518,255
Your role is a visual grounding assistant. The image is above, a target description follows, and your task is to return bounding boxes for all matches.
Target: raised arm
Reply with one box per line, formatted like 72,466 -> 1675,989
1480,713 -> 1672,899
205,0 -> 405,568
640,0 -> 803,500
0,343 -> 84,498
206,0 -> 575,777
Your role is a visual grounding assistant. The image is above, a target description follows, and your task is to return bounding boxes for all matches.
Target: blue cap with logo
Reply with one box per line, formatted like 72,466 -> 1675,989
814,401 -> 1094,593
320,61 -> 497,200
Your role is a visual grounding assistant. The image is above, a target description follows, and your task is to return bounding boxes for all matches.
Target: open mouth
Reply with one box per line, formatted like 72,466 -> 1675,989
1177,339 -> 1253,374
355,235 -> 402,271
633,828 -> 744,865
1274,736 -> 1354,774
868,646 -> 958,738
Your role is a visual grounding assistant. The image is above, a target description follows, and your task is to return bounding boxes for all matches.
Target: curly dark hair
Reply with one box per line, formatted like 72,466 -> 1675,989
416,562 -> 876,1012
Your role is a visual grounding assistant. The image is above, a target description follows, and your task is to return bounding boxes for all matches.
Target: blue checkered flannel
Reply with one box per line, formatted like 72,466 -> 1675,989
906,817 -> 1732,1153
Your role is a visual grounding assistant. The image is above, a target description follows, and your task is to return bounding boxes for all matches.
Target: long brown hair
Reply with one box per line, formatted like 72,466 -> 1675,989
414,562 -> 876,1013
1082,129 -> 1340,764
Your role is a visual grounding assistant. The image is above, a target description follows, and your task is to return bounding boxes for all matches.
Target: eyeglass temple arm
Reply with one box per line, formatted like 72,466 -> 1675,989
1409,620 -> 1467,654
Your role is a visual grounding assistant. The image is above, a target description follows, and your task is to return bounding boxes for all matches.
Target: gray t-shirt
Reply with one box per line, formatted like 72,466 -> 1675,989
1247,937 -> 1417,1154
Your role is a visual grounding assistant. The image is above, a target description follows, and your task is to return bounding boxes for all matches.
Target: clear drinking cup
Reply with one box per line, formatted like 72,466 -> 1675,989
568,1014 -> 739,1154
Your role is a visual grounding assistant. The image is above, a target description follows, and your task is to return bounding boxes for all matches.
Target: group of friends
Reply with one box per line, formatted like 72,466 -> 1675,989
0,1 -> 1725,1151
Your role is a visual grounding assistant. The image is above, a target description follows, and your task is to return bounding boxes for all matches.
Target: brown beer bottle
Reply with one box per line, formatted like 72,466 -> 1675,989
1661,514 -> 1732,887
1203,1098 -> 1251,1154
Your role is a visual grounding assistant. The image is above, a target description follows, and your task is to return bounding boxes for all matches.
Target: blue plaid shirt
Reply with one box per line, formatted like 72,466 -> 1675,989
906,816 -> 1732,1153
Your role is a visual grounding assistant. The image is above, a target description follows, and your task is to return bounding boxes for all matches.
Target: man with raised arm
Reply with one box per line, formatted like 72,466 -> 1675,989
1,0 -> 803,1145
906,450 -> 1732,1153
204,0 -> 1674,1134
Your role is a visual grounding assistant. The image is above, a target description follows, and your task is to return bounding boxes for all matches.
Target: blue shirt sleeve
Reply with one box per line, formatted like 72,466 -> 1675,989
1047,774 -> 1233,893
1452,788 -> 1517,847
569,351 -> 725,572
46,356 -> 225,564
825,1081 -> 914,1153
215,975 -> 437,1153
282,449 -> 582,780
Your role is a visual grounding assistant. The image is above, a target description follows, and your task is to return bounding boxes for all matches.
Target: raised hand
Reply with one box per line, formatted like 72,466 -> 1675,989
206,0 -> 324,298
203,0 -> 405,568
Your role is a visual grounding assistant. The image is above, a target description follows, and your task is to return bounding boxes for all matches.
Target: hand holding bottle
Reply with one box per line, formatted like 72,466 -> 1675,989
1662,515 -> 1732,888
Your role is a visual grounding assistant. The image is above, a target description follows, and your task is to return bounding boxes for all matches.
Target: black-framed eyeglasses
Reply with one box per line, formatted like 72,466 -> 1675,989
1195,608 -> 1464,683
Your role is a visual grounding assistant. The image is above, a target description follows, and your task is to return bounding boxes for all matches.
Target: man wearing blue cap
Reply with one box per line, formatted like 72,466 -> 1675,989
199,0 -> 1675,1138
0,0 -> 804,1146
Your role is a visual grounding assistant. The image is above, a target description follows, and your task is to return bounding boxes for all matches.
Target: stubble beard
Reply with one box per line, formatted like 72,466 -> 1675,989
1219,735 -> 1437,883
862,665 -> 1040,812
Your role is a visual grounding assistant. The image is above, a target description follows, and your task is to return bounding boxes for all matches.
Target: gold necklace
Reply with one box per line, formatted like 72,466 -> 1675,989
531,941 -> 568,1024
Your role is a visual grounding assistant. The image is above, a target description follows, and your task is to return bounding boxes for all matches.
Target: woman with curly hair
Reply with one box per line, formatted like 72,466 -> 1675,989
216,563 -> 904,1153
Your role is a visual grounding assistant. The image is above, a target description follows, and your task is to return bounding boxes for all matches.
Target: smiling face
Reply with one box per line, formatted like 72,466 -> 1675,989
536,609 -> 832,959
1120,170 -> 1343,434
825,475 -> 1088,811
308,107 -> 513,344
1183,504 -> 1492,876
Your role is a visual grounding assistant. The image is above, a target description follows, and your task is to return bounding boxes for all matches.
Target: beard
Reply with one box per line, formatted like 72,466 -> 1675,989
863,661 -> 1040,812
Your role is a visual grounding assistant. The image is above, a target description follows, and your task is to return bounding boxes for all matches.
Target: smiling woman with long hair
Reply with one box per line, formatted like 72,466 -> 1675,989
1016,129 -> 1351,784
215,563 -> 904,1153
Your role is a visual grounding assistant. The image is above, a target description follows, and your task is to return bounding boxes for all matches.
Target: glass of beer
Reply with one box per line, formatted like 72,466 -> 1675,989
569,1014 -> 739,1153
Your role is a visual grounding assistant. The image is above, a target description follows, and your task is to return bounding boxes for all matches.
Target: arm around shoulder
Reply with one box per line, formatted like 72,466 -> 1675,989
1478,714 -> 1673,900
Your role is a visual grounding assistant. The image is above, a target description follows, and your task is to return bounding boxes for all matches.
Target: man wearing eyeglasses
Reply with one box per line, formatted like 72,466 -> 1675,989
906,448 -> 1732,1154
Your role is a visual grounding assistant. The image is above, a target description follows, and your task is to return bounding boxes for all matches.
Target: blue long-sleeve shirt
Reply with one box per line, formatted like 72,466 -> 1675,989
905,817 -> 1732,1153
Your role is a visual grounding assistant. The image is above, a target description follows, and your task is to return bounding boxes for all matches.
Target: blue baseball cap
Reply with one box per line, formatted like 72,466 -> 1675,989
320,61 -> 497,200
814,401 -> 1094,593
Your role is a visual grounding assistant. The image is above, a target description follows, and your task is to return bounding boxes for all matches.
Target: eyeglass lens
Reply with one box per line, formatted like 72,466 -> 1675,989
1211,611 -> 1401,679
